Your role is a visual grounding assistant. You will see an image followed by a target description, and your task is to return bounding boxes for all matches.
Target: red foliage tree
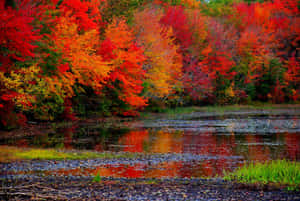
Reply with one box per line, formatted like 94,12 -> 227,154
182,57 -> 213,101
284,56 -> 300,101
200,48 -> 236,83
0,0 -> 42,128
160,6 -> 193,51
58,0 -> 105,31
100,19 -> 147,114
0,0 -> 39,71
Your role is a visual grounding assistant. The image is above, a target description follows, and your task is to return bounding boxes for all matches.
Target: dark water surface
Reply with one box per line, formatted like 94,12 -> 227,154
1,109 -> 299,179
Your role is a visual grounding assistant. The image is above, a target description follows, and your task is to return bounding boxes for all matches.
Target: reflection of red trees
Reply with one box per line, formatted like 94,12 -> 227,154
202,160 -> 214,177
183,131 -> 217,155
50,162 -> 183,179
94,143 -> 104,152
284,132 -> 300,160
118,130 -> 149,152
246,135 -> 270,162
145,161 -> 183,178
46,129 -> 299,179
16,139 -> 28,148
118,129 -> 183,154
47,130 -> 299,179
95,164 -> 145,178
183,131 -> 236,176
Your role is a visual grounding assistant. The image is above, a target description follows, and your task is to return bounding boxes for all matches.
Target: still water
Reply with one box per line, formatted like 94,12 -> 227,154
1,111 -> 299,178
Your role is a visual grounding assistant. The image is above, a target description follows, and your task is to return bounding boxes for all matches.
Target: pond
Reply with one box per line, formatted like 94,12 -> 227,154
0,108 -> 299,179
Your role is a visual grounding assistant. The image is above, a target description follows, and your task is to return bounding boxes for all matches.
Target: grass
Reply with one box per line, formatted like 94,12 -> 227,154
0,146 -> 140,162
223,160 -> 300,191
93,173 -> 102,182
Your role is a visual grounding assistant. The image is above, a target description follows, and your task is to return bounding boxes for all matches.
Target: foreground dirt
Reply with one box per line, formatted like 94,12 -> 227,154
1,176 -> 300,201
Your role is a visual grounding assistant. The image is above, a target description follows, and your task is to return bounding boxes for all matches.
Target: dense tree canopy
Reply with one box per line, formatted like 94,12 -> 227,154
0,0 -> 299,128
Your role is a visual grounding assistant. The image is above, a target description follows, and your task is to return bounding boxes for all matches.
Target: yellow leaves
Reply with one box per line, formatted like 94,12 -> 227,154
225,83 -> 235,98
45,75 -> 73,99
0,66 -> 38,92
0,65 -> 40,110
0,63 -> 75,119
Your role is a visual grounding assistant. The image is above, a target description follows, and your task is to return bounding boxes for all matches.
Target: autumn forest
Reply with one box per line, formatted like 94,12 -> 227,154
1,0 -> 299,129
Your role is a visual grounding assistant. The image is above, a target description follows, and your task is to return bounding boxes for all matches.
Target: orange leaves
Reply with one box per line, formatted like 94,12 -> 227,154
134,7 -> 182,98
105,19 -> 134,49
53,15 -> 112,93
181,0 -> 200,8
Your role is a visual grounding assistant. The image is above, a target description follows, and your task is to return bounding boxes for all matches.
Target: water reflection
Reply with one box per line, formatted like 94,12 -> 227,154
115,130 -> 184,154
1,128 -> 299,162
284,132 -> 300,160
1,129 -> 299,162
0,115 -> 299,178
118,130 -> 149,152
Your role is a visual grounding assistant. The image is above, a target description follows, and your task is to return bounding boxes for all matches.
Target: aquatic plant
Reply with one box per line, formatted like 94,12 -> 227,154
93,172 -> 102,182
